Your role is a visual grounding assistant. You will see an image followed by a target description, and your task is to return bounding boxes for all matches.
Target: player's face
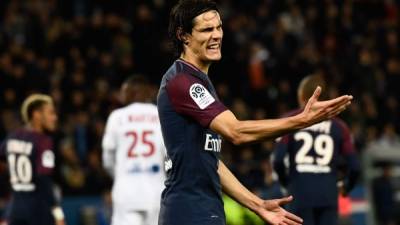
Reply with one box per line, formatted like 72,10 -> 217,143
40,103 -> 58,132
187,10 -> 223,62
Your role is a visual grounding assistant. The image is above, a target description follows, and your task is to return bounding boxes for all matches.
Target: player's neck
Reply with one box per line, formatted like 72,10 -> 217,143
180,53 -> 210,74
26,123 -> 44,133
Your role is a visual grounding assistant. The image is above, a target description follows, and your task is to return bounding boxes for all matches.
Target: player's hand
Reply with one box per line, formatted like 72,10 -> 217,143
52,207 -> 66,225
299,86 -> 352,126
255,195 -> 303,225
55,219 -> 66,225
337,181 -> 348,196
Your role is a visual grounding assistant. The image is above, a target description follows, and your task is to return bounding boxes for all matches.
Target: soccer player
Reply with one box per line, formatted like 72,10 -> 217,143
102,75 -> 165,225
0,94 -> 65,225
273,74 -> 360,225
157,1 -> 353,225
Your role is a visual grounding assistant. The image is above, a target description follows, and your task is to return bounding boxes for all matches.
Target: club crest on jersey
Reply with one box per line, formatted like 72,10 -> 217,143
189,83 -> 215,109
42,150 -> 55,168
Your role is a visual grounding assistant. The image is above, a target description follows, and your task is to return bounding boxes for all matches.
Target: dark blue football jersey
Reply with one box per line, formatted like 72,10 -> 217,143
0,129 -> 55,194
157,59 -> 227,225
0,129 -> 57,225
273,110 -> 358,208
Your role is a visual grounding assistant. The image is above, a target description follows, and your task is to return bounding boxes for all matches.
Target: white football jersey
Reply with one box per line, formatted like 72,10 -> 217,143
102,102 -> 165,210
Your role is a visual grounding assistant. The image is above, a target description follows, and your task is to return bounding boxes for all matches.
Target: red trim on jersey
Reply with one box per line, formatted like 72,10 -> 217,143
333,118 -> 355,155
166,73 -> 227,127
35,135 -> 54,175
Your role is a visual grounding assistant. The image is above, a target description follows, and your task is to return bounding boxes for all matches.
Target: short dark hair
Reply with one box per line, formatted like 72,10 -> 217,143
123,74 -> 150,87
168,0 -> 218,56
21,94 -> 53,123
298,74 -> 328,101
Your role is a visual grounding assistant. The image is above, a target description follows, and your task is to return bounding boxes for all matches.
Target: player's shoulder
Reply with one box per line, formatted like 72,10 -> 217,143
7,129 -> 52,149
8,128 -> 47,140
108,105 -> 127,117
163,60 -> 212,109
280,109 -> 302,118
165,74 -> 206,104
6,128 -> 25,138
30,130 -> 52,144
165,60 -> 204,84
274,109 -> 300,143
167,72 -> 202,88
123,102 -> 158,113
104,108 -> 126,128
146,103 -> 159,114
331,117 -> 351,132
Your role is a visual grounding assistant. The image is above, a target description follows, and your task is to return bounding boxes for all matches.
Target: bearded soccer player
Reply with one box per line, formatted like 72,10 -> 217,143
157,1 -> 353,225
102,75 -> 166,225
273,75 -> 360,225
0,94 -> 65,225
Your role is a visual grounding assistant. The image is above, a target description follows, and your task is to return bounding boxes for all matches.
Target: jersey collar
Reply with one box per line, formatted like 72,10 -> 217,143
176,59 -> 209,82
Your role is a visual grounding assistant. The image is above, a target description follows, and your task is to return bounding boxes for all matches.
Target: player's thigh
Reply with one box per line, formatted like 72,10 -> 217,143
8,215 -> 54,225
316,205 -> 338,225
8,209 -> 54,225
112,210 -> 145,225
8,219 -> 28,225
32,210 -> 55,225
7,205 -> 27,225
289,206 -> 315,225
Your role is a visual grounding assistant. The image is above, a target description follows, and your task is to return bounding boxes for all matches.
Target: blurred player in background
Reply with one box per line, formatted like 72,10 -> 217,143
0,94 -> 65,225
102,75 -> 165,225
273,74 -> 360,225
157,1 -> 353,225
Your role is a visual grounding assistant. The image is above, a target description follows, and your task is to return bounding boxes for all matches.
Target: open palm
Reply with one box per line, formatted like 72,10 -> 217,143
300,86 -> 352,126
256,196 -> 302,225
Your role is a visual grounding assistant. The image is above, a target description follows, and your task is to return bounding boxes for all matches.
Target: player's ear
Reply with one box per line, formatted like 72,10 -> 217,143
181,34 -> 190,45
177,28 -> 190,45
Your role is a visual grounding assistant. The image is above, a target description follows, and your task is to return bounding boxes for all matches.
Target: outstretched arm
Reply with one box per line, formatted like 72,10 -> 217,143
210,87 -> 352,145
218,160 -> 303,225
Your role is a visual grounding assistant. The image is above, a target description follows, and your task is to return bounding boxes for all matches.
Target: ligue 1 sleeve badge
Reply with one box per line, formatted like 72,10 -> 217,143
190,83 -> 215,109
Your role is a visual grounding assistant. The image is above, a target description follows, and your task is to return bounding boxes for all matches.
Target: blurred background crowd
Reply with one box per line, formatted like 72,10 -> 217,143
0,0 -> 400,224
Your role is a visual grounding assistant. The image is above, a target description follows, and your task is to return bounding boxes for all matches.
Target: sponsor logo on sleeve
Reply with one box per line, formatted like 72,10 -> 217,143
189,83 -> 215,109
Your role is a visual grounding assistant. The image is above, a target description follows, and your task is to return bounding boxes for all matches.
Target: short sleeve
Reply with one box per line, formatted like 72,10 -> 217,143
166,74 -> 227,127
102,111 -> 119,151
36,136 -> 55,175
102,111 -> 119,176
336,119 -> 355,155
273,135 -> 290,187
274,135 -> 290,161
